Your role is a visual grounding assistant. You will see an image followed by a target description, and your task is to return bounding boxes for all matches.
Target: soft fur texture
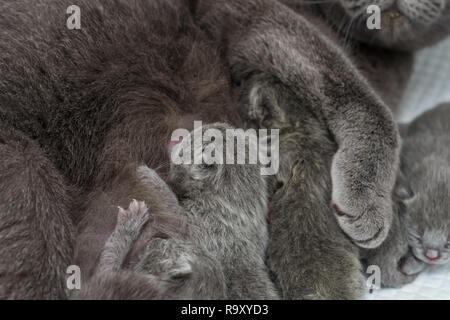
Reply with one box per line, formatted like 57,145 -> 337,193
398,103 -> 450,267
363,104 -> 450,287
192,0 -> 401,300
0,0 -> 240,299
313,0 -> 450,50
282,0 -> 450,112
169,123 -> 279,300
73,166 -> 227,300
239,75 -> 366,299
194,0 -> 400,250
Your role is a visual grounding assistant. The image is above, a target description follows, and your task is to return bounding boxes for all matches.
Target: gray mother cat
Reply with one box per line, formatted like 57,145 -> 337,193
299,0 -> 450,111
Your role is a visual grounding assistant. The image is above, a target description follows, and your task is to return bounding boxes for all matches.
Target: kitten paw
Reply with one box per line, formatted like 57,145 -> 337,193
117,199 -> 150,233
331,150 -> 395,249
399,255 -> 426,276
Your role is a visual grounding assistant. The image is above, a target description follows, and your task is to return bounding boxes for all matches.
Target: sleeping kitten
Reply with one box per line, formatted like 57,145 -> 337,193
363,103 -> 450,287
74,166 -> 227,300
398,103 -> 450,268
169,123 -> 279,300
239,76 -> 366,299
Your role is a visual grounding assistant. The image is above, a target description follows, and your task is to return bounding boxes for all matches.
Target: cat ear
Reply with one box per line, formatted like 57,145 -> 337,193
158,257 -> 193,284
394,170 -> 415,202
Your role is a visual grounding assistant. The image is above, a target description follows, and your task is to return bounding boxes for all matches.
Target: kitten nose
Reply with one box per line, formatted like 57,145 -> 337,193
424,249 -> 440,261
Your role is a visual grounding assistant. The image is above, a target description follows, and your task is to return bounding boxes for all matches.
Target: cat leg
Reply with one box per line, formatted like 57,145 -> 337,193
0,126 -> 74,299
95,200 -> 150,274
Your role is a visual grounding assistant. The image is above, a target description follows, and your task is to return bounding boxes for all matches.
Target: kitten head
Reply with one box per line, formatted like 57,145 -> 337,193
168,122 -> 267,206
316,0 -> 450,50
395,161 -> 450,266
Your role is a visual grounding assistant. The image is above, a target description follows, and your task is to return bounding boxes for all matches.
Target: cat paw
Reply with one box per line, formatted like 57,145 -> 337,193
331,149 -> 395,249
117,199 -> 150,233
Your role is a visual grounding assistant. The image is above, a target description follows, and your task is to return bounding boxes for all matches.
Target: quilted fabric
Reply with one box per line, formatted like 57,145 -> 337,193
367,37 -> 450,300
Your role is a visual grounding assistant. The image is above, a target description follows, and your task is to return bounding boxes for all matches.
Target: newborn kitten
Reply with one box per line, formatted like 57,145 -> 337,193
75,200 -> 226,300
169,123 -> 279,300
398,103 -> 450,268
240,76 -> 366,299
363,103 -> 450,287
73,165 -> 226,300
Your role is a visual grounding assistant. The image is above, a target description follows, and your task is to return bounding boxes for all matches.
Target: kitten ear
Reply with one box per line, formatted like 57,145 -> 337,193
394,170 -> 415,202
159,258 -> 193,283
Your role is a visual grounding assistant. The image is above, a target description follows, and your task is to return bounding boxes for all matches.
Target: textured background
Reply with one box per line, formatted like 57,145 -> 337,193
368,36 -> 450,300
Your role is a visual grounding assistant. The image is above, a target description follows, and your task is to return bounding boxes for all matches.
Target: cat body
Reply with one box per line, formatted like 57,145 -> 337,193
74,165 -> 227,300
363,103 -> 450,287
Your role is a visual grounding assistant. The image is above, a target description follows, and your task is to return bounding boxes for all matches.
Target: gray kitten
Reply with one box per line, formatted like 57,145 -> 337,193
169,123 -> 279,300
75,200 -> 226,300
364,103 -> 450,287
313,0 -> 450,50
73,165 -> 227,300
242,76 -> 366,299
398,103 -> 450,269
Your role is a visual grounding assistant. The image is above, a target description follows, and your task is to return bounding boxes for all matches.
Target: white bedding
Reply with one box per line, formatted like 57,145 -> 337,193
367,37 -> 450,300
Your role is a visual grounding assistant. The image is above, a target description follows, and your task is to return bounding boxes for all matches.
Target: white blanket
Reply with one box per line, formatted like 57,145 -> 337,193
368,37 -> 450,300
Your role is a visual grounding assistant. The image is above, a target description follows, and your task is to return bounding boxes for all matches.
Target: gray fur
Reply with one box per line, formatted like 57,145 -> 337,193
0,0 -> 239,298
74,166 -> 227,300
282,0 -> 450,112
0,127 -> 74,299
363,103 -> 450,287
313,0 -> 450,50
398,103 -> 450,267
194,0 -> 400,249
240,75 -> 366,299
169,123 -> 279,300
